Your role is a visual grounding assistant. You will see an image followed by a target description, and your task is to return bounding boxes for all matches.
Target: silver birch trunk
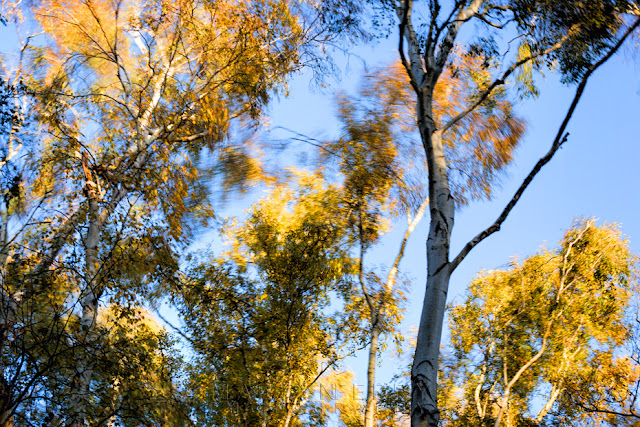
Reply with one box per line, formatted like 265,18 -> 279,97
411,98 -> 455,426
364,326 -> 380,427
535,384 -> 562,423
67,168 -> 102,427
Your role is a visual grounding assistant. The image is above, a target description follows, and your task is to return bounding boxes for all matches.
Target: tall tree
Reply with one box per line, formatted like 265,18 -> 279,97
325,52 -> 524,426
326,62 -> 425,427
0,68 -> 58,427
368,1 -> 640,424
178,173 -> 357,426
18,305 -> 188,426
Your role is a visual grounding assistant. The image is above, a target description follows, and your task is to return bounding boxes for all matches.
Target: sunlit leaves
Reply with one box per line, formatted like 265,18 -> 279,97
511,0 -> 635,82
440,219 -> 638,426
178,174 -> 355,425
1,0 -> 364,424
435,52 -> 526,205
330,54 -> 526,210
327,61 -> 423,223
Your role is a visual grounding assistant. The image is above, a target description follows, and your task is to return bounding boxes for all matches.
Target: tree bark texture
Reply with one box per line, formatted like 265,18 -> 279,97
410,71 -> 456,423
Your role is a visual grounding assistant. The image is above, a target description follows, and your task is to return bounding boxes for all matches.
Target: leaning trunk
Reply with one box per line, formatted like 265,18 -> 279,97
283,377 -> 295,427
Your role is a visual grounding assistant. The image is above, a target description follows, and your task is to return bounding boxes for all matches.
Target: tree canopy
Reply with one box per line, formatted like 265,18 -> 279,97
0,0 -> 639,426
442,219 -> 638,426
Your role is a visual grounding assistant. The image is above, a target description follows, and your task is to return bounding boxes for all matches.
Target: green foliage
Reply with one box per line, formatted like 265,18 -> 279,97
377,381 -> 411,426
511,0 -> 635,82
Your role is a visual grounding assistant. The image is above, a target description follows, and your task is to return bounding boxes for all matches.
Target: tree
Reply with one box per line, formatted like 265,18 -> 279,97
177,173 -> 358,426
369,1 -> 640,424
326,62 -> 426,427
18,305 -> 188,426
324,51 -> 524,426
284,47 -> 524,425
439,219 -> 638,426
0,71 -> 56,427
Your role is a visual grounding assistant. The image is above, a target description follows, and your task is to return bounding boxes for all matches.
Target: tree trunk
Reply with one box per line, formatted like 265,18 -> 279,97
411,119 -> 454,427
283,377 -> 294,427
0,375 -> 15,427
364,326 -> 381,427
0,410 -> 14,427
536,384 -> 562,423
411,266 -> 451,427
67,170 -> 102,427
493,392 -> 510,427
67,240 -> 100,426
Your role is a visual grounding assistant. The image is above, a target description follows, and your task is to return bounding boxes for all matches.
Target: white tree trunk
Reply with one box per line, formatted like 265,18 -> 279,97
364,326 -> 380,427
67,171 -> 102,427
410,95 -> 456,425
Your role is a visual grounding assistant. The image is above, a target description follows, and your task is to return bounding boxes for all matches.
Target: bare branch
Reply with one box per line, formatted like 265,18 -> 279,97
432,0 -> 483,82
374,196 -> 428,323
397,0 -> 425,92
473,13 -> 504,28
155,310 -> 197,346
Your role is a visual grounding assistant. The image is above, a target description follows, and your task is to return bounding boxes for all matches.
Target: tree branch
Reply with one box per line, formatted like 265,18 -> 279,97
440,31 -> 573,135
397,0 -> 425,92
432,0 -> 483,82
449,16 -> 640,272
